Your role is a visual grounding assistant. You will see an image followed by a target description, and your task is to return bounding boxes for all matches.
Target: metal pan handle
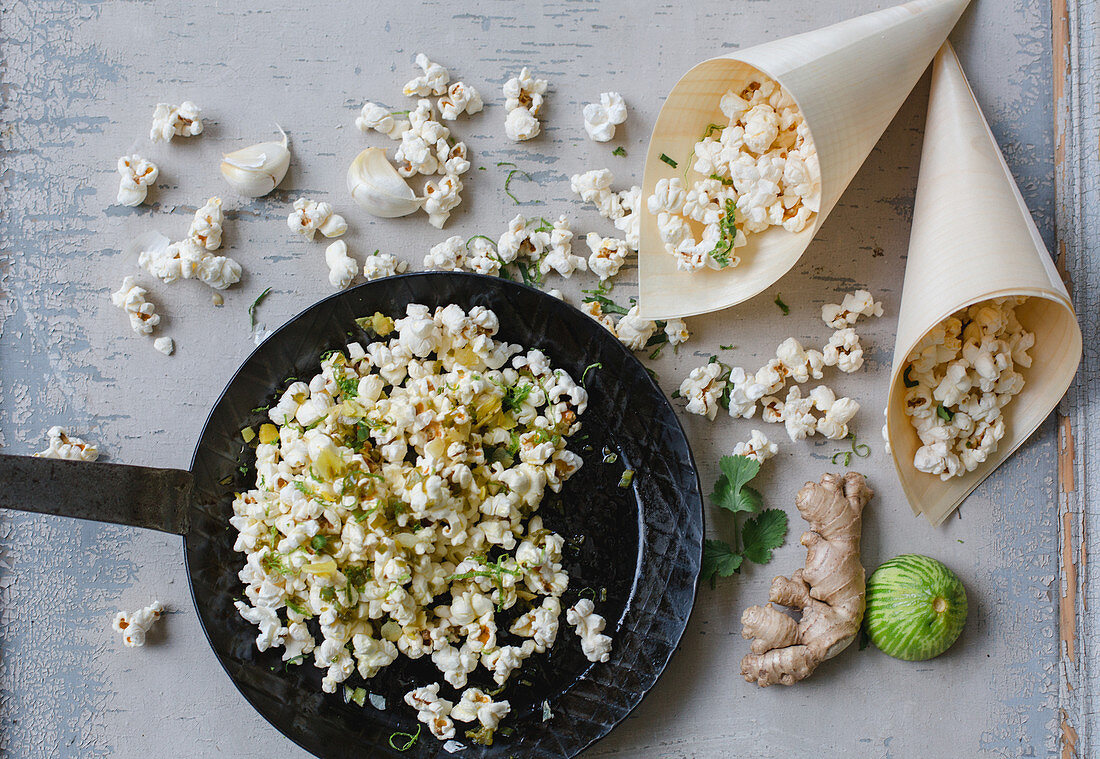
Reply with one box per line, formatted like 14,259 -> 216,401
0,453 -> 194,535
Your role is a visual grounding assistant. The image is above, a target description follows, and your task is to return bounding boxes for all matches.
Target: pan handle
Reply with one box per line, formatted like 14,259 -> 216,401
0,453 -> 194,535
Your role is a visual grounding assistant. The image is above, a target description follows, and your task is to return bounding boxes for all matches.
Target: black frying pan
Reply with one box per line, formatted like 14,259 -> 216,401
1,272 -> 702,758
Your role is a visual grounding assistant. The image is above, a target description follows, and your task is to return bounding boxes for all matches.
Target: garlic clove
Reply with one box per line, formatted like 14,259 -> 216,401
346,148 -> 424,218
220,126 -> 291,198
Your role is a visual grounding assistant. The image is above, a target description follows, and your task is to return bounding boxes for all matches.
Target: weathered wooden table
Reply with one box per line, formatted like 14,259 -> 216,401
1,0 -> 1096,756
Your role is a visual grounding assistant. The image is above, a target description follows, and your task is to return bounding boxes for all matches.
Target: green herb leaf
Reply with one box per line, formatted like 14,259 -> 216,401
582,292 -> 629,316
719,344 -> 735,351
249,287 -> 272,330
659,153 -> 678,168
335,375 -> 358,398
310,534 -> 331,552
937,404 -> 954,422
774,294 -> 790,315
902,365 -> 918,388
701,539 -> 743,584
612,146 -> 627,157
709,454 -> 763,514
740,508 -> 788,564
501,383 -> 532,414
709,199 -> 739,268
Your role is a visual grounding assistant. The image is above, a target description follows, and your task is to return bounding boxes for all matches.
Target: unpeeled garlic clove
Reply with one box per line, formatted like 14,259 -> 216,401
220,126 -> 291,197
347,148 -> 424,218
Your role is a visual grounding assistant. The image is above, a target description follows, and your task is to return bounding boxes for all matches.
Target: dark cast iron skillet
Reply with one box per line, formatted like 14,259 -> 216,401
0,272 -> 702,758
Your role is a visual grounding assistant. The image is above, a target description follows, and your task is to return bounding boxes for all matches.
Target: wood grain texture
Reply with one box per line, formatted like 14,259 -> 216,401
0,0 -> 1066,756
1052,0 -> 1098,756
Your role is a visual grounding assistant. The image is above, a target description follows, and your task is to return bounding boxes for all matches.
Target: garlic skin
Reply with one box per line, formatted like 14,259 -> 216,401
347,148 -> 424,218
220,127 -> 290,197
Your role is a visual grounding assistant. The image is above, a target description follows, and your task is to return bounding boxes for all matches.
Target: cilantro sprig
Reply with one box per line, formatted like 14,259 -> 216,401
700,454 -> 788,586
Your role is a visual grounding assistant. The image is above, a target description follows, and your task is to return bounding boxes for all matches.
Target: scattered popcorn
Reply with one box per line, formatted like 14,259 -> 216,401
189,197 -> 224,251
35,426 -> 98,461
664,318 -> 690,346
583,91 -> 628,142
362,250 -> 408,281
821,289 -> 884,329
823,328 -> 865,373
438,81 -> 484,121
423,174 -> 463,229
733,429 -> 778,463
726,366 -> 762,419
464,236 -> 502,276
585,233 -> 629,281
149,101 -> 202,142
569,168 -> 642,251
498,213 -> 550,264
111,276 -> 161,335
139,235 -> 241,291
678,362 -> 727,420
807,385 -> 860,440
903,297 -> 1033,480
112,601 -> 164,647
502,67 -> 547,141
616,306 -> 657,351
546,289 -> 564,301
403,53 -> 450,98
288,198 -> 348,240
355,102 -> 409,139
324,240 -> 358,289
153,337 -> 174,356
539,216 -> 586,278
231,305 -> 598,741
583,300 -> 617,334
116,155 -> 158,207
424,235 -> 467,271
646,74 -> 819,271
566,599 -> 612,663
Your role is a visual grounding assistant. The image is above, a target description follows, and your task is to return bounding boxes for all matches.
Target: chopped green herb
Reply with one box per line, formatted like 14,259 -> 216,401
285,598 -> 311,618
251,404 -> 270,414
388,724 -> 421,751
335,375 -> 358,398
719,344 -> 735,351
618,470 -> 635,488
310,534 -> 332,552
582,291 -> 629,316
248,287 -> 272,330
501,383 -> 533,414
478,166 -> 487,170
659,153 -> 678,168
702,123 -> 725,139
937,405 -> 954,422
709,199 -> 739,268
390,109 -> 410,116
344,564 -> 371,589
581,362 -> 602,386
774,294 -> 790,315
709,173 -> 734,186
903,365 -> 918,388
612,146 -> 627,157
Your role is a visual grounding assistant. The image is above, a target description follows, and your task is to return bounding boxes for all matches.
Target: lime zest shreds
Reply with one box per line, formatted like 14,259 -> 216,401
249,287 -> 272,330
581,362 -> 602,386
612,146 -> 626,157
388,724 -> 421,751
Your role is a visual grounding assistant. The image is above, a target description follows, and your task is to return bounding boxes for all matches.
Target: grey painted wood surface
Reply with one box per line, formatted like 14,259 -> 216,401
0,0 -> 1076,756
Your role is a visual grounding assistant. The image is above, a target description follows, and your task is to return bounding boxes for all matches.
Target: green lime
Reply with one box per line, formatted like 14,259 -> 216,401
865,554 -> 967,661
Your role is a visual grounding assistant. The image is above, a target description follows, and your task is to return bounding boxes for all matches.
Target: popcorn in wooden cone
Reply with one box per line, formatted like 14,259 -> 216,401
637,0 -> 970,319
886,44 -> 1082,526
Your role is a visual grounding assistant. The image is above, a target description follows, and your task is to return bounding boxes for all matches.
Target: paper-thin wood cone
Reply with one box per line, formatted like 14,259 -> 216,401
887,43 -> 1082,526
637,0 -> 969,320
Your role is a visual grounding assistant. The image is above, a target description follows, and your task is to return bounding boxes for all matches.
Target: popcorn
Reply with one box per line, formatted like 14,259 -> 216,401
733,430 -> 778,463
679,362 -> 728,420
35,426 -> 98,461
821,289 -> 883,329
503,67 -> 548,142
808,385 -> 860,440
424,236 -> 466,271
779,386 -> 816,441
324,240 -> 358,289
664,318 -> 690,346
582,91 -> 627,142
464,236 -> 502,276
111,276 -> 161,335
646,74 -> 819,271
903,297 -> 1032,480
189,197 -> 224,251
394,99 -> 450,177
616,306 -> 657,351
438,81 -> 483,120
402,53 -> 450,98
423,174 -> 463,229
585,233 -> 628,281
112,601 -> 164,647
362,250 -> 408,280
355,101 -> 409,139
116,155 -> 158,207
726,367 -> 762,419
230,306 -> 598,741
153,337 -> 174,356
539,216 -> 586,278
498,214 -> 550,264
288,198 -> 348,240
566,599 -> 612,663
583,301 -> 617,334
822,328 -> 864,373
149,101 -> 202,142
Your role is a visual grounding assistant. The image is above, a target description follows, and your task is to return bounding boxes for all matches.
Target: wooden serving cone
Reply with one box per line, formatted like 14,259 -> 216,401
886,44 -> 1082,526
637,0 -> 970,319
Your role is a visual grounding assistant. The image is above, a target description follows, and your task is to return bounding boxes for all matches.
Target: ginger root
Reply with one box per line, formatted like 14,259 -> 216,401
740,471 -> 872,686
